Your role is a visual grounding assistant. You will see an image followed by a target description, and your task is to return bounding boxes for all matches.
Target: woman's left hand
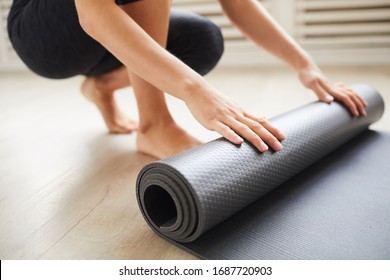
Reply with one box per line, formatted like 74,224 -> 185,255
298,65 -> 367,117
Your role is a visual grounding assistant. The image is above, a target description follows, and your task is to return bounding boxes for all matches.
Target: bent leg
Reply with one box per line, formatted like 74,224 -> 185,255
121,1 -> 201,159
8,0 -> 137,133
7,0 -> 121,79
167,10 -> 224,76
81,66 -> 138,134
81,8 -> 224,137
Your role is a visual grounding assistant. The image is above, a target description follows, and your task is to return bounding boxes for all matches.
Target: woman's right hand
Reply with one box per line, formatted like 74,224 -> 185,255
185,88 -> 286,152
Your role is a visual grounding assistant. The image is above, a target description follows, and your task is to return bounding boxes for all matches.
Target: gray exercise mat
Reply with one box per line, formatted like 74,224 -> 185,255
136,85 -> 390,259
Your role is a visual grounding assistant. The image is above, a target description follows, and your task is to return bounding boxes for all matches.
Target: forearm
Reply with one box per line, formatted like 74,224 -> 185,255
219,0 -> 315,71
75,0 -> 210,101
218,1 -> 367,117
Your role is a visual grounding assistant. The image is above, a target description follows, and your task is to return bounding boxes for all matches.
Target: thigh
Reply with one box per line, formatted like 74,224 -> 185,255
167,9 -> 224,76
8,0 -> 114,79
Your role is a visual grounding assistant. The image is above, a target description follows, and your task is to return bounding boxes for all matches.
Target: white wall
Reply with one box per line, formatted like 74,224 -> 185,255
0,0 -> 26,70
174,0 -> 390,66
1,0 -> 390,71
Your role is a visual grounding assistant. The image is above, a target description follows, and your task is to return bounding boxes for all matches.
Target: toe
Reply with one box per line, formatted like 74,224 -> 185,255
108,123 -> 135,134
127,120 -> 139,131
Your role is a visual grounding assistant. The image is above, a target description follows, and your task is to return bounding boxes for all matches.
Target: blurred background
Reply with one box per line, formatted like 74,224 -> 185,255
2,0 -> 390,69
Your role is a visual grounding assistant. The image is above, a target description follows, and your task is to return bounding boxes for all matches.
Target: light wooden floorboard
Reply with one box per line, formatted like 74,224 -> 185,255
0,66 -> 389,259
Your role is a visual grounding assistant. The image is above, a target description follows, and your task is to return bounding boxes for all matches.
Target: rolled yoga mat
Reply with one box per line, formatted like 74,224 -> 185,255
136,84 -> 390,259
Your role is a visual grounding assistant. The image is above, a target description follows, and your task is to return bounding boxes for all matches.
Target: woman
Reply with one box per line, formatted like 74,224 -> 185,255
7,0 -> 367,159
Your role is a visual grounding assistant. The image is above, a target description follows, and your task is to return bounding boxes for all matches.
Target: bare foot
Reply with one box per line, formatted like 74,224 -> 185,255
137,122 -> 202,159
81,69 -> 138,134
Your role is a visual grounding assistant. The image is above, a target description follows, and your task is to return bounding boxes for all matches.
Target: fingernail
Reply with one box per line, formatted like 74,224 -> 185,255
274,142 -> 283,151
279,133 -> 287,140
236,136 -> 244,143
259,142 -> 268,152
326,96 -> 334,102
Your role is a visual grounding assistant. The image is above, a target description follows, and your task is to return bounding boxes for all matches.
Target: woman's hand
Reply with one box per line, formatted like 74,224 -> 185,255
185,88 -> 286,152
298,65 -> 367,117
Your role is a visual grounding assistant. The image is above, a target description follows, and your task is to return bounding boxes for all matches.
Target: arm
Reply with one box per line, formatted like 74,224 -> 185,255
74,0 -> 285,152
218,0 -> 366,117
75,0 -> 203,100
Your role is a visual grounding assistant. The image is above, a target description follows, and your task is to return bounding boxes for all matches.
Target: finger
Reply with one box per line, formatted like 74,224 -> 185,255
238,116 -> 283,151
314,81 -> 334,103
348,91 -> 367,116
244,113 -> 286,141
338,84 -> 368,108
337,94 -> 360,117
357,94 -> 368,107
321,82 -> 359,117
334,83 -> 368,107
213,122 -> 244,145
347,88 -> 368,108
322,81 -> 365,116
224,117 -> 269,152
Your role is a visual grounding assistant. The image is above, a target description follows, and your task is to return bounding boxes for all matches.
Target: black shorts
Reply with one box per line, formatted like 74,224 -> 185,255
116,0 -> 142,4
7,0 -> 224,79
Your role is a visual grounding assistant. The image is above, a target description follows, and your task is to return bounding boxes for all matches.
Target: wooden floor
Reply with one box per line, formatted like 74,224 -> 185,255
1,66 -> 389,259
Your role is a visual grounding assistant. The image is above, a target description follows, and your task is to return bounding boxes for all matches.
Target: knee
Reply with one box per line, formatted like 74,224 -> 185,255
198,18 -> 225,75
168,10 -> 224,75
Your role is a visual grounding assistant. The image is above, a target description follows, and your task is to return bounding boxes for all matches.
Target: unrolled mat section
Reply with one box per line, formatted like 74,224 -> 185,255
136,85 -> 390,259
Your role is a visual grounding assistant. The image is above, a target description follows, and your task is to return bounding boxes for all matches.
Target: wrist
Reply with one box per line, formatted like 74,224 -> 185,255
291,49 -> 317,73
181,76 -> 215,104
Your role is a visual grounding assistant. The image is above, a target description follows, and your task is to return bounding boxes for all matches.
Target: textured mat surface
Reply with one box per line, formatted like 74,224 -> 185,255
136,85 -> 389,259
